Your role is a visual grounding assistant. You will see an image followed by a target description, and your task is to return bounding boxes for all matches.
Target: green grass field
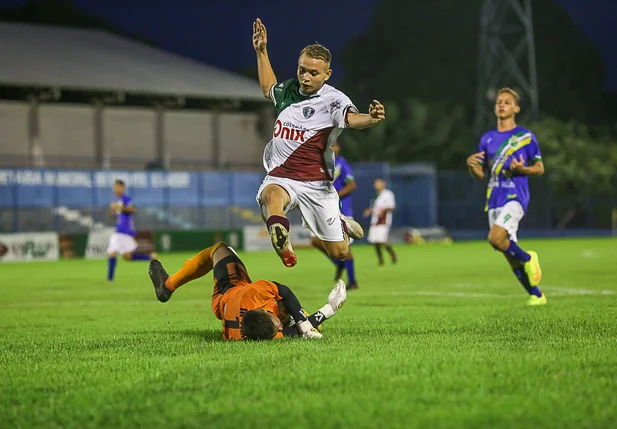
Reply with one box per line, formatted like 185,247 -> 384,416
2,238 -> 617,429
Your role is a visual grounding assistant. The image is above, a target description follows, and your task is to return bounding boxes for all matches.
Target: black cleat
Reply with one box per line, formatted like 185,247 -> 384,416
149,260 -> 173,303
346,282 -> 359,291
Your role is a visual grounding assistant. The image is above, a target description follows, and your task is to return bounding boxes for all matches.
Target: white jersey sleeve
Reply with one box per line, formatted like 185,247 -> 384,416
322,89 -> 358,129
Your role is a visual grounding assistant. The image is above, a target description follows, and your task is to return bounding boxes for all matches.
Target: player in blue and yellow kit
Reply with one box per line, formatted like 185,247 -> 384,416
311,141 -> 359,290
106,179 -> 156,281
467,88 -> 546,306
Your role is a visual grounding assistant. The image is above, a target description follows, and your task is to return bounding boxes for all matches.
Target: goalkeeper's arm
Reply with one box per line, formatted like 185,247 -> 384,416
281,280 -> 347,335
274,282 -> 322,338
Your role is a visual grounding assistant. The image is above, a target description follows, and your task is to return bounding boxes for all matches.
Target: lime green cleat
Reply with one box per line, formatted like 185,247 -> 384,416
524,250 -> 542,286
527,293 -> 547,306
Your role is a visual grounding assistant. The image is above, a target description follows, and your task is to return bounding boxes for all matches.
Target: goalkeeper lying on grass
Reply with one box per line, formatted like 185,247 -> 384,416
148,242 -> 346,340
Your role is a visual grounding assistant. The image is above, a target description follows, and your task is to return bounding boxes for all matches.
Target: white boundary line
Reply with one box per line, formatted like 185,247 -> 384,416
361,286 -> 615,298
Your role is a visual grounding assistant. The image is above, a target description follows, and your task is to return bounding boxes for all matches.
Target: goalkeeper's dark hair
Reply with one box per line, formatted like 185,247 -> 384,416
241,310 -> 277,340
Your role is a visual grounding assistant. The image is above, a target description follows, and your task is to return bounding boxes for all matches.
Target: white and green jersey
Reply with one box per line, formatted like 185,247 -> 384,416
264,79 -> 358,181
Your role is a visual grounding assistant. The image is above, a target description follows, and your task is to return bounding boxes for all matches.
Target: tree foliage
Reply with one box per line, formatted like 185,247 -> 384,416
531,117 -> 617,227
341,98 -> 472,167
338,0 -> 610,169
344,0 -> 607,121
532,117 -> 616,202
339,0 -> 480,120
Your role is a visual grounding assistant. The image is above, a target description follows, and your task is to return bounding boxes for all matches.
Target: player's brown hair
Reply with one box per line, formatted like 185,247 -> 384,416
300,43 -> 332,65
115,179 -> 125,186
497,87 -> 521,105
241,310 -> 277,341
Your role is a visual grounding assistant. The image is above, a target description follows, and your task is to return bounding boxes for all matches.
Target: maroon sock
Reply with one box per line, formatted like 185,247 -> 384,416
266,215 -> 290,232
340,218 -> 349,237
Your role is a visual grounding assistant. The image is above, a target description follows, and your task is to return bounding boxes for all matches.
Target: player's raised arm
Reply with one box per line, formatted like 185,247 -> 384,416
346,100 -> 386,130
253,18 -> 277,99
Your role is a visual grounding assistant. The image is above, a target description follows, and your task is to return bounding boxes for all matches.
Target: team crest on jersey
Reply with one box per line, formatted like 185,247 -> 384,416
303,106 -> 315,119
508,135 -> 522,147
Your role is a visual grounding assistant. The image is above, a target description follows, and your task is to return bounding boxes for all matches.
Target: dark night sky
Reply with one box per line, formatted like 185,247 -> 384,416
5,0 -> 617,91
70,0 -> 379,85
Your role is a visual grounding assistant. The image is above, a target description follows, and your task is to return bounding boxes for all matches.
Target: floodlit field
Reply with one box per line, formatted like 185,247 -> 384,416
2,238 -> 617,429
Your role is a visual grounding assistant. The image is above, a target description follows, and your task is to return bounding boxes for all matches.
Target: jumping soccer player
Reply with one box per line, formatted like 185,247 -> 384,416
106,179 -> 156,281
252,18 -> 385,268
466,87 -> 546,306
148,242 -> 347,340
310,141 -> 359,290
364,178 -> 397,266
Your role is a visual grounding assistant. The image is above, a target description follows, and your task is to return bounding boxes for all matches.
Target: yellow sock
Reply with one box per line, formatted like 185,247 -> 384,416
165,242 -> 227,291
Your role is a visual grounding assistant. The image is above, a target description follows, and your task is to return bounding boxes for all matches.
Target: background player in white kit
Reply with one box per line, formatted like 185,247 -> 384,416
364,178 -> 397,266
252,18 -> 386,268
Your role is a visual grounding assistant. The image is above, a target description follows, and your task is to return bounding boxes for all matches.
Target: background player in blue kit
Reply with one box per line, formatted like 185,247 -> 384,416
311,141 -> 359,290
106,179 -> 156,281
467,88 -> 546,306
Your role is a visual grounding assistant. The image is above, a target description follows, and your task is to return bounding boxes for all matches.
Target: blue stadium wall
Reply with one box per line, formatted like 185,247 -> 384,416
0,165 -> 613,238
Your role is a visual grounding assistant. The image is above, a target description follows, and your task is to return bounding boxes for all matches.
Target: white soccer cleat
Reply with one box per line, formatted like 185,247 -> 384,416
340,214 -> 364,240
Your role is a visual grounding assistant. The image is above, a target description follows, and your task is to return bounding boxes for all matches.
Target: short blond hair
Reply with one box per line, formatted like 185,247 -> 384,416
497,87 -> 521,105
300,43 -> 332,65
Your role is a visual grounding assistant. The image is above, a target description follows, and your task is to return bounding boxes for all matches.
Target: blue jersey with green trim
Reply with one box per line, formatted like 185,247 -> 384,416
114,194 -> 136,236
478,125 -> 542,211
333,156 -> 354,217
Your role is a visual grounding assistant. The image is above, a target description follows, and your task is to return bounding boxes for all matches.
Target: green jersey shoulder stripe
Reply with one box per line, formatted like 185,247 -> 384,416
269,79 -> 320,115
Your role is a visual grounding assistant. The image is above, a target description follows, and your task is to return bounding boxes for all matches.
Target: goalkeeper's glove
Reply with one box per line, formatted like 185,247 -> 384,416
318,279 -> 347,319
296,320 -> 323,339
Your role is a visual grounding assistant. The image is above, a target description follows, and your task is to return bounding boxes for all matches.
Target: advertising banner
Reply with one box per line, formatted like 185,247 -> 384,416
243,225 -> 310,252
0,232 -> 59,262
85,228 -> 115,259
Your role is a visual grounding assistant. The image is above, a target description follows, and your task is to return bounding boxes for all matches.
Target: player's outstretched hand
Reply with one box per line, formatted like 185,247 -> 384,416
369,100 -> 385,122
297,320 -> 323,339
466,151 -> 485,168
252,18 -> 267,52
327,279 -> 347,313
509,154 -> 526,174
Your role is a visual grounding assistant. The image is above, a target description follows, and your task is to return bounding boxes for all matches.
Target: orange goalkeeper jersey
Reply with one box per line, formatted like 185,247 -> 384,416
214,280 -> 284,341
